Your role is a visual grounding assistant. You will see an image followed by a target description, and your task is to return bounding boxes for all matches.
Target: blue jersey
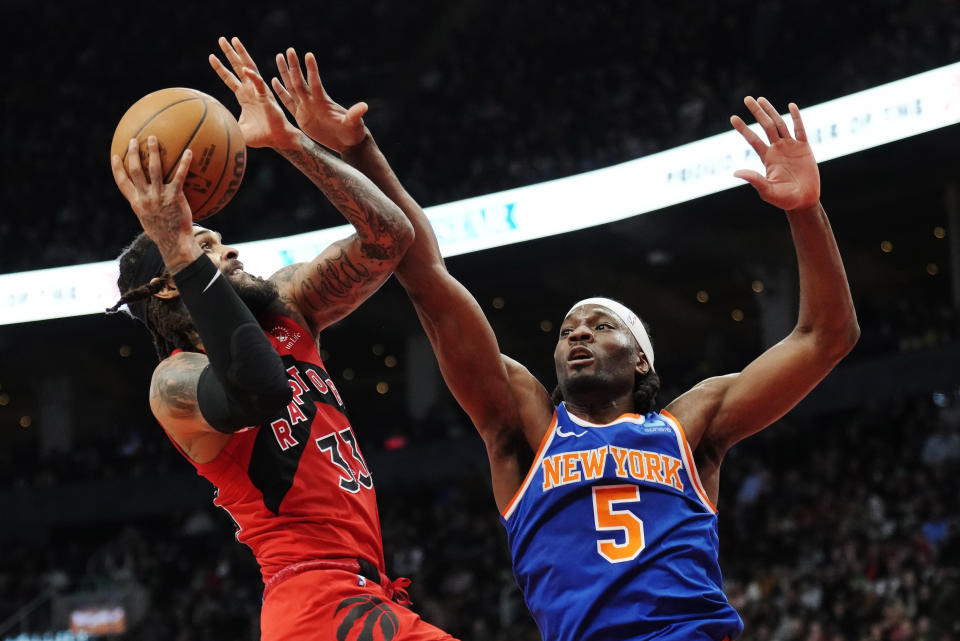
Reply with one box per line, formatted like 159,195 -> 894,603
500,404 -> 743,641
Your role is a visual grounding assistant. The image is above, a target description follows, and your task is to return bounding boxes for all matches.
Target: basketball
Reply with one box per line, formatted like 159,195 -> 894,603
110,87 -> 247,220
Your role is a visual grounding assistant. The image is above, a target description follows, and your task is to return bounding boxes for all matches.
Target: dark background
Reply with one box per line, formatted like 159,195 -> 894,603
0,1 -> 959,640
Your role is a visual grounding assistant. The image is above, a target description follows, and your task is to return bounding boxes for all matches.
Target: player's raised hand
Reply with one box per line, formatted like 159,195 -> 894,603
209,36 -> 300,149
731,97 -> 820,212
272,48 -> 368,153
111,136 -> 196,259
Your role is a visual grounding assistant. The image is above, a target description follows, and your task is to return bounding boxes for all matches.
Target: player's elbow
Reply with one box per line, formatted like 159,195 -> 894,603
384,209 -> 415,263
838,317 -> 860,358
196,342 -> 294,433
396,216 -> 415,254
845,316 -> 861,346
362,213 -> 414,269
818,315 -> 860,363
201,374 -> 293,434
795,310 -> 859,364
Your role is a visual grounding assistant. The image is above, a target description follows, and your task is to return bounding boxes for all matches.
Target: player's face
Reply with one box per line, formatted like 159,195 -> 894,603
194,226 -> 257,284
554,305 -> 642,398
193,226 -> 239,272
192,226 -> 278,313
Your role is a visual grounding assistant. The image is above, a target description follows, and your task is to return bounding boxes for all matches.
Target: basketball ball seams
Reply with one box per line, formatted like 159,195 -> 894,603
162,98 -> 208,183
192,105 -> 233,216
113,87 -> 245,220
118,96 -> 205,165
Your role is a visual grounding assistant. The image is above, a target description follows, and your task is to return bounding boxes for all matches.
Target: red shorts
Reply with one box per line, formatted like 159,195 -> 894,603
261,567 -> 460,641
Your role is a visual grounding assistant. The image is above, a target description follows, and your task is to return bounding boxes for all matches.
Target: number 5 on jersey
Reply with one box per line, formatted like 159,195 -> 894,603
592,485 -> 645,563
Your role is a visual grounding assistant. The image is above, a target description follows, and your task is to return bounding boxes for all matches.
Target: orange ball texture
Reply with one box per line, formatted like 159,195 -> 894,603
111,88 -> 247,220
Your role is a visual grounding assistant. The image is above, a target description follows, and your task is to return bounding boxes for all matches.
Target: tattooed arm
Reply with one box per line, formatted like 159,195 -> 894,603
150,352 -> 232,464
210,37 -> 412,335
269,133 -> 413,334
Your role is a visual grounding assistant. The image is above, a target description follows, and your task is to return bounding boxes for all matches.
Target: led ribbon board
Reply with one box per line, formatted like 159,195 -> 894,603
2,62 -> 958,325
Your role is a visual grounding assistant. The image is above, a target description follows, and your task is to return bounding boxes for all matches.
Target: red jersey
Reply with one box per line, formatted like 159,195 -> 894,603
170,313 -> 385,584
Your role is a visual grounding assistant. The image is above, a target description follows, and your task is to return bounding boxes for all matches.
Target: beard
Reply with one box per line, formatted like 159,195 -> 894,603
229,272 -> 280,318
148,268 -> 281,358
557,369 -> 630,401
552,347 -> 638,406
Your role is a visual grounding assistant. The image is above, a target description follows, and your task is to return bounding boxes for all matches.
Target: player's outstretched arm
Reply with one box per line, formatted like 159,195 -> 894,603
667,98 -> 859,467
272,48 -> 554,495
263,132 -> 414,335
211,37 -> 414,335
344,135 -> 556,508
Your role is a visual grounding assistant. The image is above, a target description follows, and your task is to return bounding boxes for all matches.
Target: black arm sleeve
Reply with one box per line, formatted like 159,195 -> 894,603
172,255 -> 292,433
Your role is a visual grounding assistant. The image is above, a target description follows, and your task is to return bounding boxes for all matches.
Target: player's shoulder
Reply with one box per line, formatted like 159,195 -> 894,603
501,354 -> 534,381
267,262 -> 301,285
265,263 -> 306,316
153,350 -> 208,378
663,373 -> 738,448
151,350 -> 208,393
148,351 -> 210,425
501,355 -> 552,409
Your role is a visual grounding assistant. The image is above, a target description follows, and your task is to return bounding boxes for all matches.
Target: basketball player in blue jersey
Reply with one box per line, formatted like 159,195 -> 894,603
273,49 -> 858,640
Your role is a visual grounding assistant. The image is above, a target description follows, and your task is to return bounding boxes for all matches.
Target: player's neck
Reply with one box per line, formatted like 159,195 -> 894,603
563,393 -> 636,425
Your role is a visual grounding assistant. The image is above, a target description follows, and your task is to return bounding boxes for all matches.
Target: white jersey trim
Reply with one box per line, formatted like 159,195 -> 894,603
660,411 -> 717,515
563,403 -> 646,429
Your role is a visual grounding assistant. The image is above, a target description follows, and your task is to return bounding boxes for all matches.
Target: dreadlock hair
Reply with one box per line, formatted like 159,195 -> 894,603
550,369 -> 661,415
106,231 -> 200,361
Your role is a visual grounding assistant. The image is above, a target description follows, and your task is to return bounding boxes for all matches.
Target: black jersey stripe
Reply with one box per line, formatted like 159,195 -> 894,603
246,355 -> 349,514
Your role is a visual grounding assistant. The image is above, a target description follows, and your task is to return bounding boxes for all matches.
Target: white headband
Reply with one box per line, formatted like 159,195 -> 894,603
565,297 -> 655,371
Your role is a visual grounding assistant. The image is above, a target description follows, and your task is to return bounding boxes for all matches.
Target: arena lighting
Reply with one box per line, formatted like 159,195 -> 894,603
1,61 -> 958,326
3,633 -> 89,641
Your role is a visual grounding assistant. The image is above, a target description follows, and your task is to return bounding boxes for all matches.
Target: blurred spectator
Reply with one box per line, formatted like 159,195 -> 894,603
922,410 -> 960,467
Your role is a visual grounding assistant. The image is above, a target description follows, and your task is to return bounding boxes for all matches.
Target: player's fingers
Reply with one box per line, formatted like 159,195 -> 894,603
744,96 -> 779,144
275,53 -> 294,93
733,169 -> 768,195
243,67 -> 270,96
788,103 -> 808,143
345,102 -> 369,126
230,37 -> 261,74
272,77 -> 295,112
111,154 -> 138,201
304,53 -> 326,97
169,149 -> 192,191
730,115 -> 767,159
146,136 -> 163,186
285,48 -> 309,94
217,36 -> 245,77
209,54 -> 241,92
757,97 -> 790,139
126,138 -> 147,186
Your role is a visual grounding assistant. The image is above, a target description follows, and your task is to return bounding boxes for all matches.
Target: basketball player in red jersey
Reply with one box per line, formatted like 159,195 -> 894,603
109,37 -> 458,641
273,47 -> 858,639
